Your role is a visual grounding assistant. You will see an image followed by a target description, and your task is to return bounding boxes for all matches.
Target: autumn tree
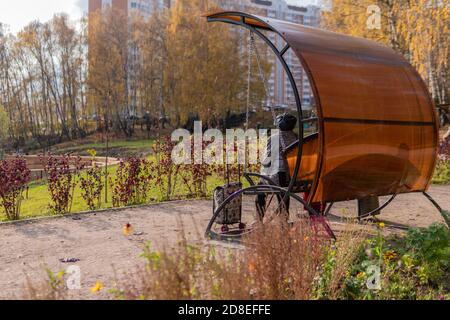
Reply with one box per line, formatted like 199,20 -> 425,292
165,0 -> 269,128
0,104 -> 8,158
0,15 -> 88,149
130,8 -> 169,129
88,7 -> 132,137
1,0 -> 272,148
397,1 -> 449,104
322,0 -> 449,104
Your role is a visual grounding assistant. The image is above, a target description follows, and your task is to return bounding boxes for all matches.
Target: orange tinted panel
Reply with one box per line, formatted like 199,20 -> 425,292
205,12 -> 438,203
312,122 -> 436,203
286,136 -> 319,182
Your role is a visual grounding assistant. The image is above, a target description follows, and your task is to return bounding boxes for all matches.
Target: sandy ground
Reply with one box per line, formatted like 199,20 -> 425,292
0,185 -> 448,300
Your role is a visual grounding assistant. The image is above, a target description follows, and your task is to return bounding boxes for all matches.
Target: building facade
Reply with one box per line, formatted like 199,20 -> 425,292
88,0 -> 169,117
88,0 -> 321,113
89,0 -> 168,18
217,0 -> 321,109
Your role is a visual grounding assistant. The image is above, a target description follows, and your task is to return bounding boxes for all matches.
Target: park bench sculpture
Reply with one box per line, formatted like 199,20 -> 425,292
204,11 -> 448,241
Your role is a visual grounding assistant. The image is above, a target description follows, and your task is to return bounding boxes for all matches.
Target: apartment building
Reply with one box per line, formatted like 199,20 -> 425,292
217,0 -> 321,109
88,0 -> 169,116
88,0 -> 321,112
89,0 -> 167,18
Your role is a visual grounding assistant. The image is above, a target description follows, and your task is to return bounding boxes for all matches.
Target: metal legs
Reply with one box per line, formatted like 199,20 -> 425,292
352,192 -> 448,228
205,185 -> 336,242
423,192 -> 450,227
358,196 -> 381,218
357,194 -> 397,220
207,188 -> 448,244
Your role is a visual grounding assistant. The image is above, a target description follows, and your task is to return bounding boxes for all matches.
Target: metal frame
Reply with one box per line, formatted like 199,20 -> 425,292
207,12 -> 305,205
357,195 -> 398,220
205,11 -> 448,239
325,192 -> 449,229
423,191 -> 450,227
205,184 -> 336,242
205,12 -> 339,242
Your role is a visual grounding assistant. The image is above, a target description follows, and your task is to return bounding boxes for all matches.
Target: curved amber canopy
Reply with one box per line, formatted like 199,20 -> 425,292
206,11 -> 439,203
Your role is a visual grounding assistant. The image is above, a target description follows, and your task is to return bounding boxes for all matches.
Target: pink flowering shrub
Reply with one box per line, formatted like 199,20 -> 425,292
0,157 -> 31,220
43,155 -> 84,215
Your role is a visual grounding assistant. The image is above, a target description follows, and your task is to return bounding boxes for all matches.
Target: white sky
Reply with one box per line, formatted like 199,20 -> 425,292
0,0 -> 319,34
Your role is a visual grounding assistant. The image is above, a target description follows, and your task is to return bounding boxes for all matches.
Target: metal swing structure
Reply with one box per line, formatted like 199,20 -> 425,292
204,11 -> 448,242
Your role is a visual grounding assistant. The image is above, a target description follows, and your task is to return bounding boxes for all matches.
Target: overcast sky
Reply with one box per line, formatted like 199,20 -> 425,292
0,0 -> 320,34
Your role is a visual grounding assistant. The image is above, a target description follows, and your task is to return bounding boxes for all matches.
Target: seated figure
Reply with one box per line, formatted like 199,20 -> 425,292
256,113 -> 298,218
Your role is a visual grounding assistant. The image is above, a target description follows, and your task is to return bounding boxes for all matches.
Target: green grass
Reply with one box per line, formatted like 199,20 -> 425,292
5,150 -> 449,222
77,139 -> 155,150
49,138 -> 155,157
1,161 -> 228,222
18,165 -> 116,220
432,160 -> 450,185
1,135 -> 251,221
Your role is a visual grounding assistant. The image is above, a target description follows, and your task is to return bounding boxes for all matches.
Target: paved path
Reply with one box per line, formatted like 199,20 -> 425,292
0,186 -> 448,299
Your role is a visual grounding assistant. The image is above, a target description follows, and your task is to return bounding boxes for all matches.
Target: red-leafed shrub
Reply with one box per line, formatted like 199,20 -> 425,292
179,138 -> 214,198
152,136 -> 180,201
180,163 -> 212,198
434,136 -> 450,184
79,164 -> 104,211
0,157 -> 31,220
43,155 -> 84,215
439,137 -> 450,159
110,157 -> 154,207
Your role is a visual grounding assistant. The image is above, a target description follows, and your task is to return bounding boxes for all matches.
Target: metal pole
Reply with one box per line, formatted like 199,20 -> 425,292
104,111 -> 109,204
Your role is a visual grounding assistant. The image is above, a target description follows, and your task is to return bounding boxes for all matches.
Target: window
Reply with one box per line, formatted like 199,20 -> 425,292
102,0 -> 112,8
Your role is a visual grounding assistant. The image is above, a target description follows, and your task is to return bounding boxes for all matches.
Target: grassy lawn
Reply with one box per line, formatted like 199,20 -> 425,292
75,139 -> 155,150
432,160 -> 450,185
6,134 -> 448,222
2,160 -> 227,222
5,156 -> 449,221
2,136 -> 253,221
48,138 -> 156,157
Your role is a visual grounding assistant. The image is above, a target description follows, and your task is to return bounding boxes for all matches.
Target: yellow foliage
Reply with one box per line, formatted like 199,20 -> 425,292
322,0 -> 449,103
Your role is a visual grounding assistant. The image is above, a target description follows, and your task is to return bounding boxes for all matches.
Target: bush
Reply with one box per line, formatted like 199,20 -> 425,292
433,136 -> 450,184
43,155 -> 84,215
432,158 -> 450,184
340,223 -> 450,300
113,218 -> 364,300
110,157 -> 154,207
179,138 -> 214,198
78,149 -> 104,211
403,223 -> 449,283
79,164 -> 104,211
439,137 -> 450,158
152,136 -> 180,201
0,157 -> 30,220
